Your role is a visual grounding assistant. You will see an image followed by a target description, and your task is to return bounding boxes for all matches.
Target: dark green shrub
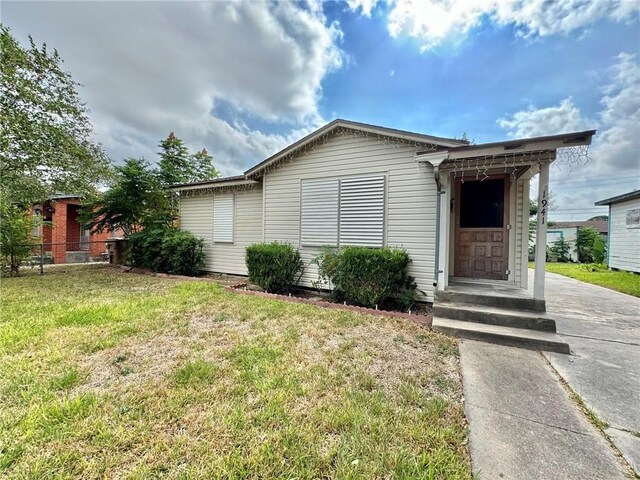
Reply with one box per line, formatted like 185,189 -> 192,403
576,226 -> 606,264
550,237 -> 572,262
330,246 -> 417,310
245,242 -> 303,294
127,228 -> 204,276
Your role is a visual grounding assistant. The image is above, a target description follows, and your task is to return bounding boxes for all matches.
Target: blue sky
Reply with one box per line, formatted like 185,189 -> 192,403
3,0 -> 640,219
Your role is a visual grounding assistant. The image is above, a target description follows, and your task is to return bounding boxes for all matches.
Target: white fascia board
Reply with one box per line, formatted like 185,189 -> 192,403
414,151 -> 450,166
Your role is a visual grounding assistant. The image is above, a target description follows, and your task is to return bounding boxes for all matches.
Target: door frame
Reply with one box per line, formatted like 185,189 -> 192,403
453,173 -> 510,280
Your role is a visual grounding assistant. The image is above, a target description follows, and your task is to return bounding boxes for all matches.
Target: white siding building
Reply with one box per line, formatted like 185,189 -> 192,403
171,119 -> 595,304
596,191 -> 640,273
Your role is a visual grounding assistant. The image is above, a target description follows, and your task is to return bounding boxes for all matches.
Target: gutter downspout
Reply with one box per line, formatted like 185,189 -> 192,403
433,166 -> 445,286
415,151 -> 449,289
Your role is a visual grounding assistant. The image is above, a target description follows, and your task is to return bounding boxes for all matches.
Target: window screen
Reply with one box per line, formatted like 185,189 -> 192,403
300,179 -> 339,246
213,194 -> 234,243
459,179 -> 505,228
339,175 -> 385,247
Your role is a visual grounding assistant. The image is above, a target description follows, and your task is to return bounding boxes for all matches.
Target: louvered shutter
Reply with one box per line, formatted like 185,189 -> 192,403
300,179 -> 339,246
213,194 -> 234,243
339,175 -> 385,247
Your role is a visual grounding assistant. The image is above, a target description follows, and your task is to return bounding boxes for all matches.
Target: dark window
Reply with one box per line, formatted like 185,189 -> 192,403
460,179 -> 505,228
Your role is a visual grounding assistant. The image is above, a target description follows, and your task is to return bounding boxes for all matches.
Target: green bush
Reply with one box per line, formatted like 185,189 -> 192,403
0,200 -> 40,276
245,242 -> 304,294
550,237 -> 572,263
324,246 -> 417,310
576,226 -> 606,264
128,228 -> 204,276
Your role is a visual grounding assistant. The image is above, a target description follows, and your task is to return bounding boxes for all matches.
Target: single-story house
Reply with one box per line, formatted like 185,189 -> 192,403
172,119 -> 595,352
546,220 -> 608,262
595,190 -> 640,273
32,194 -> 118,263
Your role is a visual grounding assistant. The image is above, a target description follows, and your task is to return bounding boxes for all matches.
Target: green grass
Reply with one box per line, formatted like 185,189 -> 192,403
0,265 -> 470,479
529,261 -> 640,297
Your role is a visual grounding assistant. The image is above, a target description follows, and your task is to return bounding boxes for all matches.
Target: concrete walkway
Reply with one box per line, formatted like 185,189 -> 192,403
461,340 -> 629,479
536,270 -> 640,474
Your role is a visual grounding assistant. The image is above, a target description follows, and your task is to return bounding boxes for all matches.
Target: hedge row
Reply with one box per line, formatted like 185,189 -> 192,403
128,228 -> 205,276
245,242 -> 418,310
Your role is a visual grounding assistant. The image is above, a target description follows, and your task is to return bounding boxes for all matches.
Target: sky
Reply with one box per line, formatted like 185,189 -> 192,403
3,0 -> 640,220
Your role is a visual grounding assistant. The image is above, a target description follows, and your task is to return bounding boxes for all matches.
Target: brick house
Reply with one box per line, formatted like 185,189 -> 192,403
32,194 -> 122,263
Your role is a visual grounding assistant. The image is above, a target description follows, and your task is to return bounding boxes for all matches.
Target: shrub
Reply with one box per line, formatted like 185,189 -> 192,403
245,242 -> 303,294
576,226 -> 606,264
326,246 -> 417,310
0,200 -> 41,276
550,237 -> 572,262
127,228 -> 204,276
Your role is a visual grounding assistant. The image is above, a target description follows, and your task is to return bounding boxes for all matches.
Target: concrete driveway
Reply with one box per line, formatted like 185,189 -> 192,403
533,270 -> 640,474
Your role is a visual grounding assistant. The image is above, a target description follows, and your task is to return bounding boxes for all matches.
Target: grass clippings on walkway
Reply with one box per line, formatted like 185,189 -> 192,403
0,265 -> 470,479
529,262 -> 640,297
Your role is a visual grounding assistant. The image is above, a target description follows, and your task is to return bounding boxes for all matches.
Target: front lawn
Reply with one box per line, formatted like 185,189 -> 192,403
0,265 -> 469,479
529,262 -> 640,297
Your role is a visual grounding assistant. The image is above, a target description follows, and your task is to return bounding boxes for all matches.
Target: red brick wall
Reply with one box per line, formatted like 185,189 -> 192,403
66,204 -> 81,251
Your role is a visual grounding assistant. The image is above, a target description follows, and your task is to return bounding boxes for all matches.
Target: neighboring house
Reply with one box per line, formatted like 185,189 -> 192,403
32,194 -> 120,264
595,190 -> 640,273
172,119 -> 595,307
546,220 -> 608,262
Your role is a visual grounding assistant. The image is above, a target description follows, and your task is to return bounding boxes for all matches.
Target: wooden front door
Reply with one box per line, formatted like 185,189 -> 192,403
454,176 -> 509,280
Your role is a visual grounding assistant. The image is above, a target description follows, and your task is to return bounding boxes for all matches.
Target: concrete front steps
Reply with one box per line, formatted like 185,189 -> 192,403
433,284 -> 570,354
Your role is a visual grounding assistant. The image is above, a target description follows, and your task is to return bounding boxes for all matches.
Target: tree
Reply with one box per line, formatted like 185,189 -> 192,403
191,148 -> 220,181
0,199 -> 40,275
550,237 -> 571,263
0,25 -> 111,205
81,158 -> 171,237
157,133 -> 220,187
576,226 -> 606,264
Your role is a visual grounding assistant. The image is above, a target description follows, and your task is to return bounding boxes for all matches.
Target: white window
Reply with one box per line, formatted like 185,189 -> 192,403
339,175 -> 385,247
300,175 -> 385,248
213,194 -> 234,243
300,179 -> 339,246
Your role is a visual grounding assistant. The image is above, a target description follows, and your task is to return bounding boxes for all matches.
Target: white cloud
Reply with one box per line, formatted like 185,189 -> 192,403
348,0 -> 640,51
498,53 -> 640,219
3,1 -> 343,174
496,98 -> 592,138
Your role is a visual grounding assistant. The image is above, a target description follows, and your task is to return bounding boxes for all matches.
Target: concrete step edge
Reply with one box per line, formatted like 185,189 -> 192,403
433,317 -> 570,354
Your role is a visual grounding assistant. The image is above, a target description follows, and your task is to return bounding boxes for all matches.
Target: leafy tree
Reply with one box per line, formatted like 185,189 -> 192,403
191,148 -> 220,181
0,25 -> 111,205
576,226 -> 606,264
0,199 -> 40,275
587,215 -> 608,222
81,158 -> 171,236
550,237 -> 571,263
157,133 -> 219,187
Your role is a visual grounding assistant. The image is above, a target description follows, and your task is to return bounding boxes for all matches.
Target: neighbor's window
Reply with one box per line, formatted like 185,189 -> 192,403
213,194 -> 234,243
626,208 -> 640,229
300,175 -> 385,248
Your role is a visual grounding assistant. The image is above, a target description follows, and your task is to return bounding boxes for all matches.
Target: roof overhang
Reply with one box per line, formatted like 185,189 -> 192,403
245,119 -> 467,179
415,129 -> 596,164
595,189 -> 640,206
167,176 -> 259,192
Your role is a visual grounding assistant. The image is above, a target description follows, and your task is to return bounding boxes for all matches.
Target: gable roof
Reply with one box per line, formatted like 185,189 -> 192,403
595,190 -> 640,206
244,119 -> 468,178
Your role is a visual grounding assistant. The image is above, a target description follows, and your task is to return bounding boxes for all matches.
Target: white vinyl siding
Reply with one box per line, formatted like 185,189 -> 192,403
179,186 -> 263,275
339,175 -> 385,247
608,198 -> 640,273
213,194 -> 234,243
300,179 -> 339,246
263,130 -> 438,302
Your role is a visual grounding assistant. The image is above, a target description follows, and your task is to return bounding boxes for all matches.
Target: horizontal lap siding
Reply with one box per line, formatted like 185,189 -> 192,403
609,198 -> 640,273
179,186 -> 263,275
264,132 -> 438,301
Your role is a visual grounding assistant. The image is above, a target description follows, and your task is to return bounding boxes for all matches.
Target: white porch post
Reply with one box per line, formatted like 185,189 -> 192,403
534,162 -> 550,300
